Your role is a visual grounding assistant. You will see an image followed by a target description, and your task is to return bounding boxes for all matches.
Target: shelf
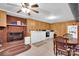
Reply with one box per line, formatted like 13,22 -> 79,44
7,24 -> 27,27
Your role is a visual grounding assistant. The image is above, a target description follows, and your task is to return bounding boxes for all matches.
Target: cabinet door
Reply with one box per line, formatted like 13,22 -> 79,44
31,31 -> 38,43
0,10 -> 6,27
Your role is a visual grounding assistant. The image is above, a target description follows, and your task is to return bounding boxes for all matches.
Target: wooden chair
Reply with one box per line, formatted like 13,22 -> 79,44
0,37 -> 3,48
53,33 -> 57,54
73,44 -> 79,56
54,36 -> 71,56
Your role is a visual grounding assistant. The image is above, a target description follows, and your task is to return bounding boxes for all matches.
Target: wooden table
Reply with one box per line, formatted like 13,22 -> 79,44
68,39 -> 78,45
67,39 -> 78,50
53,38 -> 78,56
67,39 -> 78,55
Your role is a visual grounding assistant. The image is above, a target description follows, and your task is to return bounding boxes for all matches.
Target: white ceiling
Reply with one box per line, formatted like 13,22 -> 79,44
0,3 -> 75,23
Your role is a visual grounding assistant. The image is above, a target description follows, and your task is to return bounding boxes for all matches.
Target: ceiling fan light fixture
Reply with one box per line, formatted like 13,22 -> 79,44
21,8 -> 27,12
26,9 -> 31,13
17,3 -> 39,15
21,7 -> 31,13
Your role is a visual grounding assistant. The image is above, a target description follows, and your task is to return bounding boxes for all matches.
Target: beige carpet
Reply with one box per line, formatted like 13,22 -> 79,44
32,41 -> 47,47
16,39 -> 54,56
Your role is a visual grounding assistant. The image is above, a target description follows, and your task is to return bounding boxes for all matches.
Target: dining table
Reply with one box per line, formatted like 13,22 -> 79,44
53,37 -> 79,56
67,39 -> 79,56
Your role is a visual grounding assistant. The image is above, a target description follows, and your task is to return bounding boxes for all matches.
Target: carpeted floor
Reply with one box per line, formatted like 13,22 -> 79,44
16,39 -> 54,56
32,40 -> 47,47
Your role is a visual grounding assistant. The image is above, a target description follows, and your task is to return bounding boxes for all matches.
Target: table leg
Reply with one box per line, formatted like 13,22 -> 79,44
68,50 -> 71,56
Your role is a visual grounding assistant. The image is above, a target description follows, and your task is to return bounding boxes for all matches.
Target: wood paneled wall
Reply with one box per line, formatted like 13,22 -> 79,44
7,15 -> 26,25
0,10 -> 6,27
50,21 -> 76,36
26,18 -> 50,36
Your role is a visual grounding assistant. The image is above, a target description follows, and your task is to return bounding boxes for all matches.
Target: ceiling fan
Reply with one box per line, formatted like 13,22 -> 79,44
16,3 -> 39,15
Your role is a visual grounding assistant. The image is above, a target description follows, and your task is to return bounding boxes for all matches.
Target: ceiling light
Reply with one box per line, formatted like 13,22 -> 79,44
47,16 -> 57,19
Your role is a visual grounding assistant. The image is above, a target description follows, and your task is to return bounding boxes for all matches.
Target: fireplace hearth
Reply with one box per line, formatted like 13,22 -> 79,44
8,32 -> 24,42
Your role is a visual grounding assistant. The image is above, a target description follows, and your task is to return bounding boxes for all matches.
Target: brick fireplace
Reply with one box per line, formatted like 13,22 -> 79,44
7,32 -> 24,42
0,15 -> 31,56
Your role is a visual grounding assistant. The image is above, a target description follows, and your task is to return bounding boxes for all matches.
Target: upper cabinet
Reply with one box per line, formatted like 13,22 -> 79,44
0,10 -> 6,27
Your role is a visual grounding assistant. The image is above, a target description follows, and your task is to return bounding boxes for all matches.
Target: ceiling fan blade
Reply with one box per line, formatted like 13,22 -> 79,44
24,3 -> 29,6
21,3 -> 25,8
31,4 -> 39,8
31,9 -> 39,13
21,3 -> 29,8
28,13 -> 31,15
17,10 -> 22,13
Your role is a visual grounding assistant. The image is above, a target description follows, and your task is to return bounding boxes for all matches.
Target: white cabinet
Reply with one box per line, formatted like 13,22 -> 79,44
31,31 -> 46,44
30,31 -> 54,44
49,32 -> 54,39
